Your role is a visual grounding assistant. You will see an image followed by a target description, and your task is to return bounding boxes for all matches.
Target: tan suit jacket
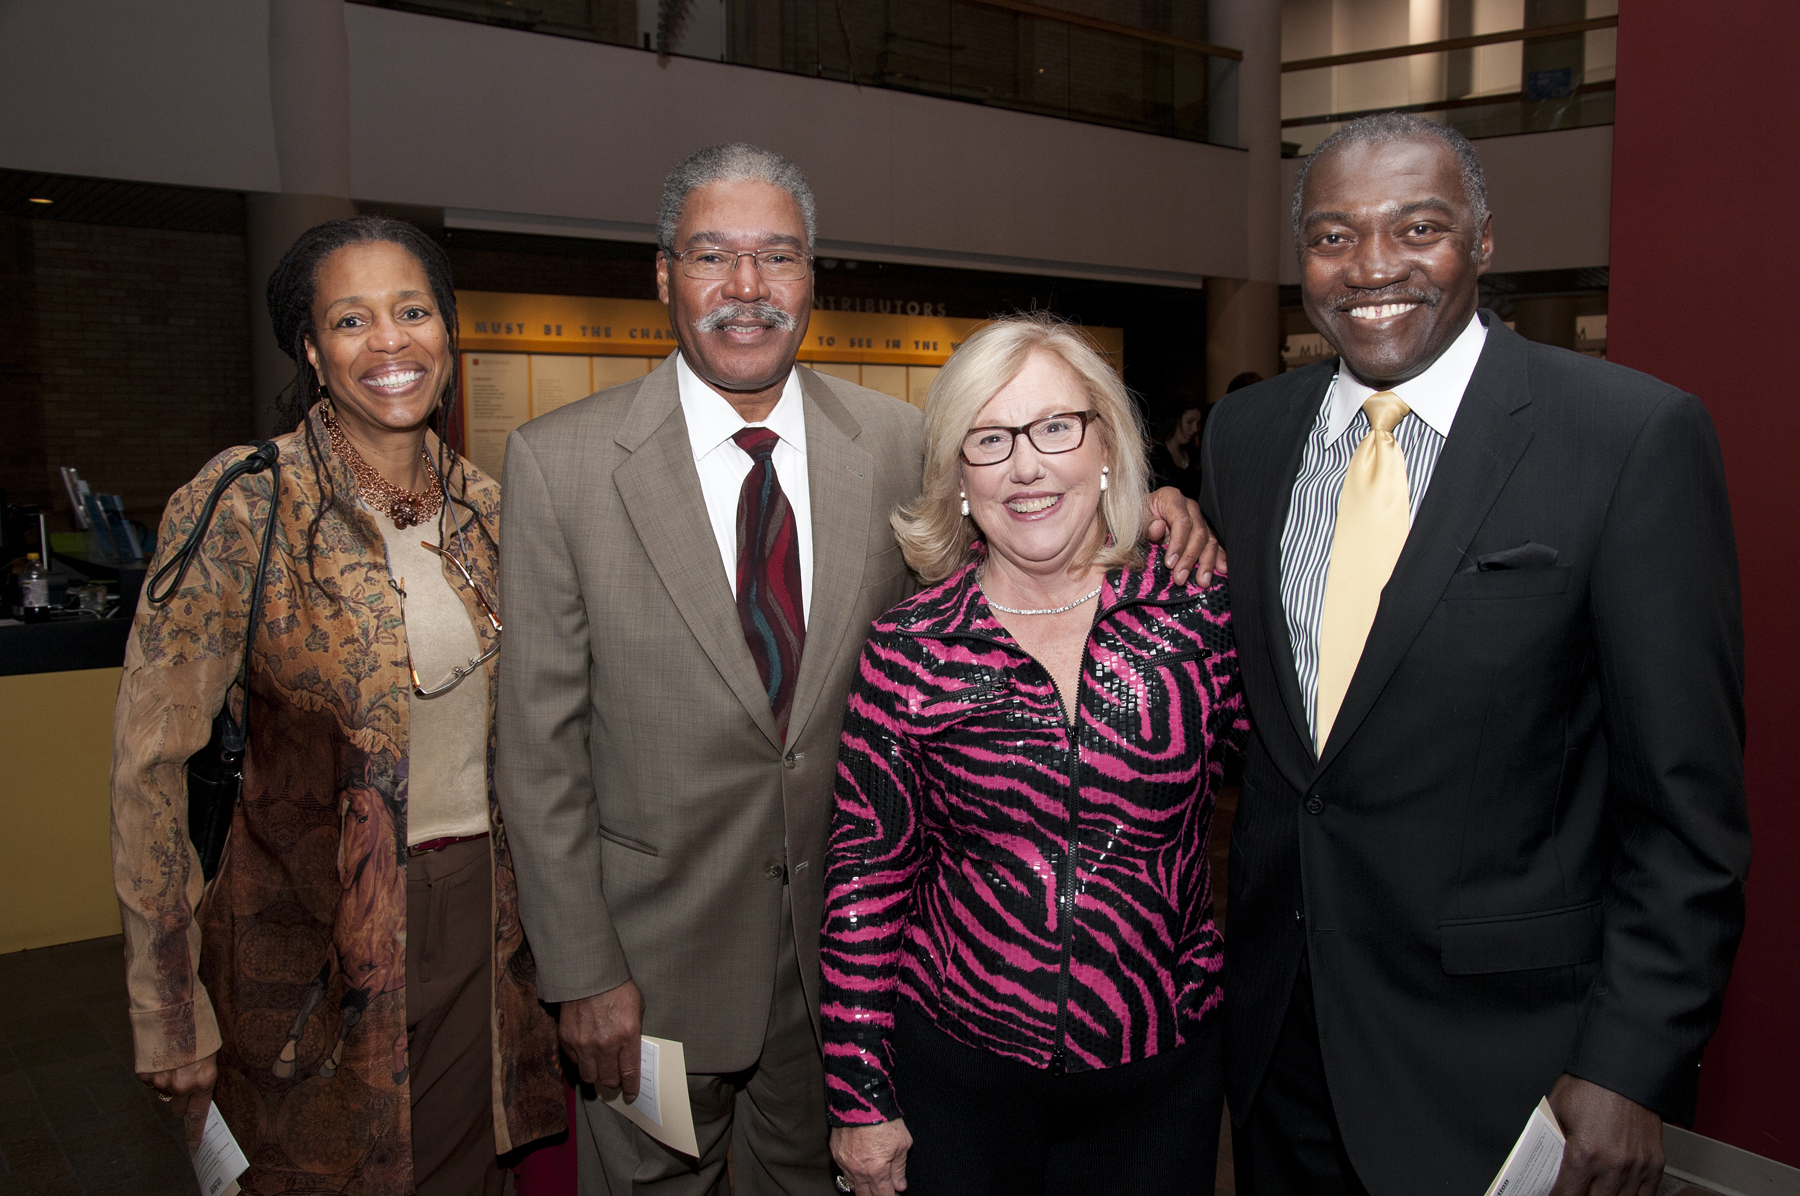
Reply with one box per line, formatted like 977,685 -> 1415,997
496,355 -> 923,1072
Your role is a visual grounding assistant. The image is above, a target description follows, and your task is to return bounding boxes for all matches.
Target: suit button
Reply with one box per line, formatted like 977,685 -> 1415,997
784,752 -> 799,769
1305,796 -> 1325,815
766,864 -> 786,881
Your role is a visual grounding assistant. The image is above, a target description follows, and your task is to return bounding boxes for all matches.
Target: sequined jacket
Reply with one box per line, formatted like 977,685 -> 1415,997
819,546 -> 1247,1125
110,404 -> 563,1194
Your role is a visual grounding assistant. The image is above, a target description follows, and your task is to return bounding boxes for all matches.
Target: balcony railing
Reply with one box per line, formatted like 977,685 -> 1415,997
355,0 -> 1242,148
1281,10 -> 1617,156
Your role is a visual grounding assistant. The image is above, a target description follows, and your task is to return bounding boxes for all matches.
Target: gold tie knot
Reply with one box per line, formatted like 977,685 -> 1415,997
1364,392 -> 1410,436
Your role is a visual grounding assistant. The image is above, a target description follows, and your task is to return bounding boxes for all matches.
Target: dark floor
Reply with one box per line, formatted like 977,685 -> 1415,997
0,794 -> 1246,1196
0,934 -> 195,1195
0,871 -> 1723,1196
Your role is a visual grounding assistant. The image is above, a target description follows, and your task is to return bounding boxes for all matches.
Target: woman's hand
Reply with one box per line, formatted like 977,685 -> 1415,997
139,1053 -> 218,1148
832,1119 -> 913,1196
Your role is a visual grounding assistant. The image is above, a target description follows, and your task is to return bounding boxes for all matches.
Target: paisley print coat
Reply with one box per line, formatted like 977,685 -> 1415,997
820,546 -> 1247,1125
110,404 -> 563,1193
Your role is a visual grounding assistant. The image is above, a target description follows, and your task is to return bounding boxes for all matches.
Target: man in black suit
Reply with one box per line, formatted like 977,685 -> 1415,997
1201,113 -> 1749,1195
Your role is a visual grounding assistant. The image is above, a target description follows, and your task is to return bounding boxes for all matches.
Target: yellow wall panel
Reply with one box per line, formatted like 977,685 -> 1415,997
860,364 -> 908,404
907,366 -> 941,410
0,668 -> 123,952
808,362 -> 861,385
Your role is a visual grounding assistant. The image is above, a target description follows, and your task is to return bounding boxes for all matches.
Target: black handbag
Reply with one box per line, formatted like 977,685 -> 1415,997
146,441 -> 281,882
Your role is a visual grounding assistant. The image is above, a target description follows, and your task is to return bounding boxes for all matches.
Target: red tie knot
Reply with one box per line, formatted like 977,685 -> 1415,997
733,427 -> 780,459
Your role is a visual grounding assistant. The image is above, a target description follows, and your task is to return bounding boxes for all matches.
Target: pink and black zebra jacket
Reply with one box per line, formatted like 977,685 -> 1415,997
819,545 -> 1248,1126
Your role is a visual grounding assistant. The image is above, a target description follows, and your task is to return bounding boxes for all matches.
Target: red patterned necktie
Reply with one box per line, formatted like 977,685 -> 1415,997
732,427 -> 806,738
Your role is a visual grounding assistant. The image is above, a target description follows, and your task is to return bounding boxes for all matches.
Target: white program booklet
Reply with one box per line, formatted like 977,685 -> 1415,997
604,1035 -> 700,1157
1484,1097 -> 1567,1196
191,1103 -> 250,1196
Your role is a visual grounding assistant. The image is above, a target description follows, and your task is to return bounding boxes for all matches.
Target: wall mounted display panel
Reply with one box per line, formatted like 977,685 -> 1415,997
528,354 -> 594,418
907,367 -> 941,409
463,352 -> 529,482
457,291 -> 1123,369
809,363 -> 862,385
859,364 -> 908,404
592,356 -> 654,389
457,291 -> 1122,473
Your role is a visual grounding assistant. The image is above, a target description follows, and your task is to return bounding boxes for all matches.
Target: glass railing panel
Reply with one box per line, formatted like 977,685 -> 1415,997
1280,17 -> 1616,156
351,0 -> 1240,147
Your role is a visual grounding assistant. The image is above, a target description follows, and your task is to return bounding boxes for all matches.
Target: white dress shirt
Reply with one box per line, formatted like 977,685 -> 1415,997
1280,311 -> 1488,735
676,352 -> 814,623
1323,311 -> 1489,479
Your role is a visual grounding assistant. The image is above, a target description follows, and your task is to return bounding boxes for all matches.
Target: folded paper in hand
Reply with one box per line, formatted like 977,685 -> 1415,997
605,1035 -> 700,1157
1484,1097 -> 1566,1196
191,1104 -> 249,1196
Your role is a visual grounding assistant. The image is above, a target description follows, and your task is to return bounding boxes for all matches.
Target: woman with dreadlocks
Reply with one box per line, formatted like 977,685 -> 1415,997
111,217 -> 563,1194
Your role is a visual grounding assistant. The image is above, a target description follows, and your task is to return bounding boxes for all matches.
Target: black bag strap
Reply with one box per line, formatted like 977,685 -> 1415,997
147,442 -> 282,747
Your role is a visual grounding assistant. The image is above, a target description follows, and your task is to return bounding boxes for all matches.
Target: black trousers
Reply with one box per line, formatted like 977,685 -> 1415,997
891,1004 -> 1223,1196
1232,954 -> 1371,1196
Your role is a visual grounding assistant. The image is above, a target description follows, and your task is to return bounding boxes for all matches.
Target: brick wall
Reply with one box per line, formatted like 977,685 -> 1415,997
12,221 -> 252,532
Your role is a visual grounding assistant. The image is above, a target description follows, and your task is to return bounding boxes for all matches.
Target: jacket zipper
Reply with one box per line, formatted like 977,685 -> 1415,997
1046,638 -> 1091,1075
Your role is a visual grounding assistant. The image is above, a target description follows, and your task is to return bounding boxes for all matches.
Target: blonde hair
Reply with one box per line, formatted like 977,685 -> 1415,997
893,312 -> 1149,583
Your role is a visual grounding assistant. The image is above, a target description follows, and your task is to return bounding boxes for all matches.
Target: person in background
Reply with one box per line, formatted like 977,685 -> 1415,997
1202,112 -> 1747,1195
1226,370 -> 1265,394
1148,398 -> 1204,500
822,314 -> 1246,1196
112,216 -> 563,1194
495,144 -> 1219,1196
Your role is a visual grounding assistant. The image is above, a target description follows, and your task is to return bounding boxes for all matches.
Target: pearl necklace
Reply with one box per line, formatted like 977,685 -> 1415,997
978,566 -> 1103,616
325,412 -> 444,530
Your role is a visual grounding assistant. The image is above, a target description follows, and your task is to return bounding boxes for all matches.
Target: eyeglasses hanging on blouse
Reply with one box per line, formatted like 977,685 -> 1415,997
388,540 -> 503,698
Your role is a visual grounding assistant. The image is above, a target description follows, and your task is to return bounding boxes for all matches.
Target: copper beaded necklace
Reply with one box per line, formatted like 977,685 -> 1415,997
324,407 -> 444,530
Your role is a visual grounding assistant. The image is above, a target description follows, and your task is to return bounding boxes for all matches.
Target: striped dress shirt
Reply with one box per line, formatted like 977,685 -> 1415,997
1279,315 -> 1489,742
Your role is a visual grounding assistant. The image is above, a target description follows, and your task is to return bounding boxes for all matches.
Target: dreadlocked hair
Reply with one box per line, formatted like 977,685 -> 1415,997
266,215 -> 495,599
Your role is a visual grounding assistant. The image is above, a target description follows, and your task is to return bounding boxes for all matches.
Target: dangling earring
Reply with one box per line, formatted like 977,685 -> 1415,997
1099,465 -> 1110,493
959,490 -> 970,518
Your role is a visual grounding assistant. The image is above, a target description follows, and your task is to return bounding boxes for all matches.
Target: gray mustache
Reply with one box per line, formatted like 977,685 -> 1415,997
694,301 -> 798,334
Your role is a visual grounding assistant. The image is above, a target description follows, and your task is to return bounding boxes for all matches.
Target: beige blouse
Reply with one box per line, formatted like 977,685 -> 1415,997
369,505 -> 490,846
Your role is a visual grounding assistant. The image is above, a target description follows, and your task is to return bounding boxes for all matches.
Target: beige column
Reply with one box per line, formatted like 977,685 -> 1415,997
1206,0 -> 1284,400
248,0 -> 357,438
1511,296 -> 1579,350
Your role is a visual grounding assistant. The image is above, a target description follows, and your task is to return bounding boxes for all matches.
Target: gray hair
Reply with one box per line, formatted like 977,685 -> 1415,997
657,143 -> 818,252
1291,113 -> 1489,256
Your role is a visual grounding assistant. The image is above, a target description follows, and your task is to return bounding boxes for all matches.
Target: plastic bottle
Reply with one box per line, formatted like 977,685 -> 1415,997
20,552 -> 52,622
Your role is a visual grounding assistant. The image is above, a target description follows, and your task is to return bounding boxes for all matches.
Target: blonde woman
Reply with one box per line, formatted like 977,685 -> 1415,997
820,314 -> 1247,1196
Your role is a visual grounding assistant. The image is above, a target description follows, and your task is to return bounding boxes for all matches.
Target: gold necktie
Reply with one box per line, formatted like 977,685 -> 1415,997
1315,392 -> 1412,752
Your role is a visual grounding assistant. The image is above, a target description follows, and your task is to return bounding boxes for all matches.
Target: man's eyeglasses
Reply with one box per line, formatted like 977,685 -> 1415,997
667,246 -> 813,281
389,541 -> 503,698
960,411 -> 1101,467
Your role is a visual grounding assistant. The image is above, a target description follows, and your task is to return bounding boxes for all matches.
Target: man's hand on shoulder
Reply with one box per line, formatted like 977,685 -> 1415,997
1145,486 -> 1226,586
1548,1074 -> 1664,1196
560,979 -> 646,1100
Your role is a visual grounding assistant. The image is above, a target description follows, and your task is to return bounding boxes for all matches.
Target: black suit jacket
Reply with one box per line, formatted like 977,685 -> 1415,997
1200,314 -> 1749,1194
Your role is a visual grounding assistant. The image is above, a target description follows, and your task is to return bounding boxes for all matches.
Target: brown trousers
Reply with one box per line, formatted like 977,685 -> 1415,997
407,836 -> 510,1196
577,887 -> 834,1196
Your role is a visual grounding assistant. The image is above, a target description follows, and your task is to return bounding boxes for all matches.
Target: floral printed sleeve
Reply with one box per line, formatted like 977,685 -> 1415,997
110,452 -> 269,1073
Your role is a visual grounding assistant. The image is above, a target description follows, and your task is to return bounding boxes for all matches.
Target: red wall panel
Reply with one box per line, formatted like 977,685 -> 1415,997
1608,0 -> 1800,1166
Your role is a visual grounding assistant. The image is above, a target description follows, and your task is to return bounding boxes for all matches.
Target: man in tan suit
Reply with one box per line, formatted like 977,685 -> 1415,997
497,144 -> 1216,1194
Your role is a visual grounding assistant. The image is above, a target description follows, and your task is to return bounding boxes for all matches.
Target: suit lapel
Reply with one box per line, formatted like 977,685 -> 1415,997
1252,374 -> 1332,789
783,369 -> 875,746
612,357 -> 783,749
1316,316 -> 1534,773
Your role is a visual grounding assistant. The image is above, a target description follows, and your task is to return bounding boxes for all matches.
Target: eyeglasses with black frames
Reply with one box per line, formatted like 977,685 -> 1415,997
389,541 -> 503,698
666,246 -> 813,281
960,411 -> 1102,467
